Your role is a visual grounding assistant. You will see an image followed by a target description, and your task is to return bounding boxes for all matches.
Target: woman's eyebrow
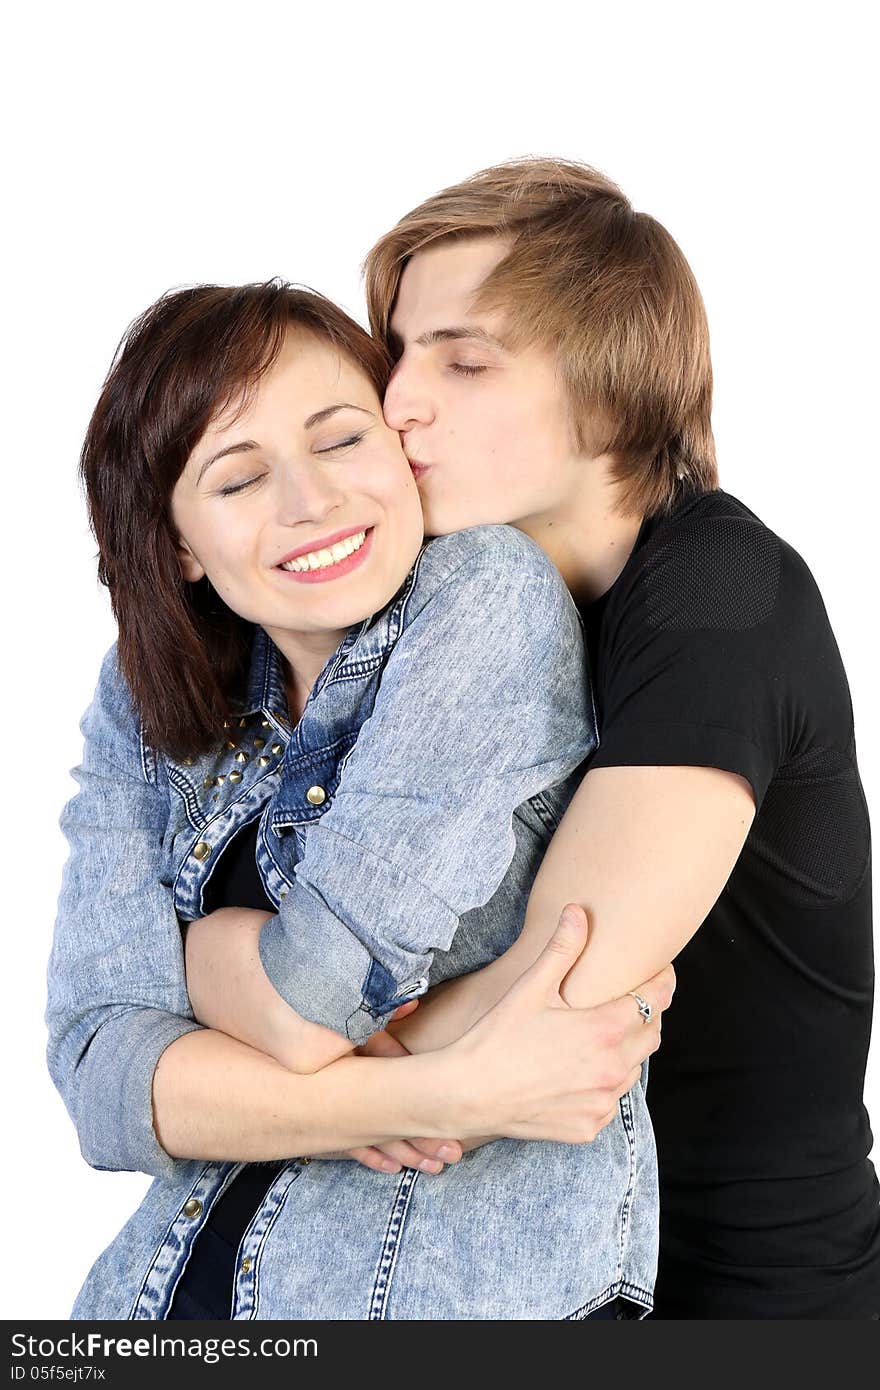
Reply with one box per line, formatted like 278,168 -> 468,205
303,403 -> 375,430
197,440 -> 259,485
195,405 -> 375,484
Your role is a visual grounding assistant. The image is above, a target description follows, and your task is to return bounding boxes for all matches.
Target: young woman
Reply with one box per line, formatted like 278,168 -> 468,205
46,281 -> 670,1320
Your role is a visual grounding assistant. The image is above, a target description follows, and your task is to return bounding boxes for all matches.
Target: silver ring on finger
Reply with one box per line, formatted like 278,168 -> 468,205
628,991 -> 653,1025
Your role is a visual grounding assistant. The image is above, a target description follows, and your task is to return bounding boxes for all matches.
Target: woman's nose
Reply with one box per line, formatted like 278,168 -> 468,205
383,359 -> 433,432
275,461 -> 347,526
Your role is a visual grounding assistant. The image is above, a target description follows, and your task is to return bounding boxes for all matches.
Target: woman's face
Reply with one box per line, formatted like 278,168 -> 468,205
383,235 -> 584,539
171,329 -> 424,655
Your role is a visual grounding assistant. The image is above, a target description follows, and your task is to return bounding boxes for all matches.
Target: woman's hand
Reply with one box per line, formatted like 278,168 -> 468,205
444,904 -> 674,1144
316,904 -> 674,1166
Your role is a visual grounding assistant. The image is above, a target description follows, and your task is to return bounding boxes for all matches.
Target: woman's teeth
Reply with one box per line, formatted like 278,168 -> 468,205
279,530 -> 368,573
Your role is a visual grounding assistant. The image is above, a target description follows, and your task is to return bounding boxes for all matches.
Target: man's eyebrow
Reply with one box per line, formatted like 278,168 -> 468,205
195,405 -> 375,485
387,324 -> 508,353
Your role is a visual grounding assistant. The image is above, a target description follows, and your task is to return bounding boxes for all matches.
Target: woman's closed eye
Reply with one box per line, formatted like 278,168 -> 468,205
218,475 -> 264,497
217,432 -> 369,496
314,430 -> 369,455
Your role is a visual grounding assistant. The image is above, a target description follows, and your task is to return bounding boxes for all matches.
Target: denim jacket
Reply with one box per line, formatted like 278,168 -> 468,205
46,524 -> 659,1320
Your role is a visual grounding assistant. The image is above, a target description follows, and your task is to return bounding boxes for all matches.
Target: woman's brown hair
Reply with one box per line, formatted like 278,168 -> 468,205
363,156 -> 717,517
80,279 -> 391,761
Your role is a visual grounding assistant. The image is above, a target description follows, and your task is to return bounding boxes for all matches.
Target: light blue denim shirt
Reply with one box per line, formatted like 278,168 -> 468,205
46,524 -> 658,1320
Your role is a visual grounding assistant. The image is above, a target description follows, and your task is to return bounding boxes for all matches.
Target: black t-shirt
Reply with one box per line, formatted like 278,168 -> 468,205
201,817 -> 273,916
580,485 -> 879,1318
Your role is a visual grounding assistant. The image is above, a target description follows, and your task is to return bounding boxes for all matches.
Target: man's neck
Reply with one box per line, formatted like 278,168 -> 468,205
517,464 -> 644,608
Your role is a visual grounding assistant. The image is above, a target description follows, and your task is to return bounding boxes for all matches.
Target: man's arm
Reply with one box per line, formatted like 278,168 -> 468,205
504,763 -> 754,1002
183,768 -> 717,1079
391,763 -> 754,1054
395,512 -> 799,1051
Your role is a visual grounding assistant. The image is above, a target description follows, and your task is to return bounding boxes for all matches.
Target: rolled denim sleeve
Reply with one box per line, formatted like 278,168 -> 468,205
259,526 -> 596,1044
45,642 -> 202,1180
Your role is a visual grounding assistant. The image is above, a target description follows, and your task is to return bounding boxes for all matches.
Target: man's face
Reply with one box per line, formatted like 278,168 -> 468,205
384,235 -> 584,539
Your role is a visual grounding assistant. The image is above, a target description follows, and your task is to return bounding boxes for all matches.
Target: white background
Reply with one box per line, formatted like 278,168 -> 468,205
2,1 -> 877,1319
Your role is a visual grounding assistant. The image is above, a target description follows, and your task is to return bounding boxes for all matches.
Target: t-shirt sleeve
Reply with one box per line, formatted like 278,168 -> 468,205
588,512 -> 833,809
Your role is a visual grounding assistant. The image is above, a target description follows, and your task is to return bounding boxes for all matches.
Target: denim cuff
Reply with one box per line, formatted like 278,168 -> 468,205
259,829 -> 459,1045
74,1008 -> 203,1180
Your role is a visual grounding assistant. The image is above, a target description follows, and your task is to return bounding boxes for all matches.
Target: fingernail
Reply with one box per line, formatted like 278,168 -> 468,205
419,1159 -> 443,1173
380,1160 -> 399,1172
437,1145 -> 458,1160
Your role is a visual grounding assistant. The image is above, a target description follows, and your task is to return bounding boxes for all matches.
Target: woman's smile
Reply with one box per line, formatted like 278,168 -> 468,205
275,526 -> 374,583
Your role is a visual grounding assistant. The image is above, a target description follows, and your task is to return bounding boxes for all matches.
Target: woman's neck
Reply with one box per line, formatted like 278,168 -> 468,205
262,622 -> 350,724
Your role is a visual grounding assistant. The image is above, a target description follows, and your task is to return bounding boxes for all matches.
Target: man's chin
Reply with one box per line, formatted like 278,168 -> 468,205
420,509 -> 456,539
420,502 -> 484,539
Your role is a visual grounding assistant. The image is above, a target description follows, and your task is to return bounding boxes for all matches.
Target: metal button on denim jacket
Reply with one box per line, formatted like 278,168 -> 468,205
46,523 -> 659,1320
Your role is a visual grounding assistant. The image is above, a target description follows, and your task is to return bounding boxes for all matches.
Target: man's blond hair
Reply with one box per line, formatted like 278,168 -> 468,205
363,157 -> 717,516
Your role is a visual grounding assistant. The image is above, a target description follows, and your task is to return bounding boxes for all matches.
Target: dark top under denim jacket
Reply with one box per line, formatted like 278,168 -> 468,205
46,524 -> 659,1320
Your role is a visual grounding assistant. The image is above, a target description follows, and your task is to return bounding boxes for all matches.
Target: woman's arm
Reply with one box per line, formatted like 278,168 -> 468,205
151,1025 -> 452,1160
387,950 -> 535,1055
47,643 -> 207,1179
154,906 -> 673,1160
46,644 -> 366,1176
182,907 -> 356,1074
182,898 -> 675,1173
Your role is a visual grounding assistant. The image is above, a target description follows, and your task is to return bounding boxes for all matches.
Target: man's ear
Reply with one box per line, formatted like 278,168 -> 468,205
176,535 -> 206,584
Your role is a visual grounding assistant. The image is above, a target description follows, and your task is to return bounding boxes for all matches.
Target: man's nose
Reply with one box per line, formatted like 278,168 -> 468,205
383,359 -> 434,432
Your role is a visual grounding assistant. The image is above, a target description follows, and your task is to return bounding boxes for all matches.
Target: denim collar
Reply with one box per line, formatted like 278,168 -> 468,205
232,625 -> 292,721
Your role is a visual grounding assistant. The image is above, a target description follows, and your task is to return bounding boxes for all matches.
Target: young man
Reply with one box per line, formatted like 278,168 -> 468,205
362,158 -> 879,1319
